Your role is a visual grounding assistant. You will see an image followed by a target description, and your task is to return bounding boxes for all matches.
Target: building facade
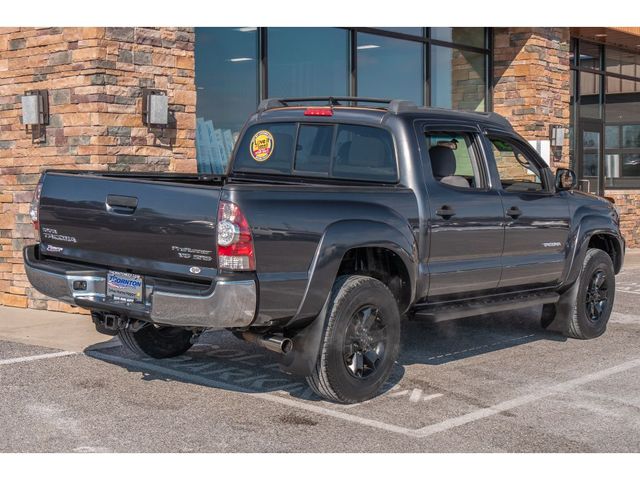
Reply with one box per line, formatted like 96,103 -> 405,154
0,26 -> 638,311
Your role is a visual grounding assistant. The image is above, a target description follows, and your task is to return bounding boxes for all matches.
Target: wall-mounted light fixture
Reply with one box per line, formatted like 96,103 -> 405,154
549,124 -> 565,165
142,89 -> 169,127
550,124 -> 565,147
21,89 -> 49,143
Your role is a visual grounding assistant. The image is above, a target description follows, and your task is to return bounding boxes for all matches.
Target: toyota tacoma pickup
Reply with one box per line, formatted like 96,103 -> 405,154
24,97 -> 625,403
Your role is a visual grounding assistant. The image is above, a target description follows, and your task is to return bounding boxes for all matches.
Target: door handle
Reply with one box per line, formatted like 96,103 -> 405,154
435,205 -> 456,219
106,194 -> 138,215
506,206 -> 522,219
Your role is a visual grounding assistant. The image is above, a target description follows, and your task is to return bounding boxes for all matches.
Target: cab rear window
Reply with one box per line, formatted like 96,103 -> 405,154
233,122 -> 397,182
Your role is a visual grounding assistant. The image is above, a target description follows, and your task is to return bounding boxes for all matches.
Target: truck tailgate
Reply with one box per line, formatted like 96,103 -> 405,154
38,172 -> 222,275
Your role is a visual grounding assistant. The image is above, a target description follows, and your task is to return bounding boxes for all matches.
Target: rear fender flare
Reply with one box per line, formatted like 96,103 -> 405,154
278,220 -> 416,377
294,219 -> 417,323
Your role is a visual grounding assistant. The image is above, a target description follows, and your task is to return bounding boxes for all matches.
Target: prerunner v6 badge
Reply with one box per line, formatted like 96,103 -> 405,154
250,130 -> 274,162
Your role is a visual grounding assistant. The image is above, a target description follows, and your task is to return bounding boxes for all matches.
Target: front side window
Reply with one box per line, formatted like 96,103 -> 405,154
489,137 -> 545,192
425,132 -> 483,189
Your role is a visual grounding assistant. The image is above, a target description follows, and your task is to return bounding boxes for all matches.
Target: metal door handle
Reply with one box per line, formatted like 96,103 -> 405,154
106,194 -> 138,215
436,205 -> 456,219
506,206 -> 522,218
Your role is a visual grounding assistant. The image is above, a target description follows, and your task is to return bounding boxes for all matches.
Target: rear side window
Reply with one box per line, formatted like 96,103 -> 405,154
233,122 -> 397,182
333,125 -> 396,182
425,132 -> 484,189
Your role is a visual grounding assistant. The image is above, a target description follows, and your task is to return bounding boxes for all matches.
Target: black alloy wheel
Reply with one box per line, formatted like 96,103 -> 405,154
343,306 -> 388,379
585,269 -> 609,324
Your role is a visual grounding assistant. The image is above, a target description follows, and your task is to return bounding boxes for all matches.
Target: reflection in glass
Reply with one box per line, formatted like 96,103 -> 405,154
622,153 -> 640,176
195,27 -> 258,173
431,28 -> 485,48
580,42 -> 601,70
623,125 -> 640,148
378,27 -> 423,36
580,71 -> 601,119
584,153 -> 599,177
357,33 -> 423,104
605,126 -> 619,149
268,28 -> 348,97
431,45 -> 486,111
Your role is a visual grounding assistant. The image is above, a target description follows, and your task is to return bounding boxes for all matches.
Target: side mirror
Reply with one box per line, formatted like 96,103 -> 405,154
555,168 -> 577,191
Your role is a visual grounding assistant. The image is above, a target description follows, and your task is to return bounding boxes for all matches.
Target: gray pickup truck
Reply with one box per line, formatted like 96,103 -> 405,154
24,97 -> 625,403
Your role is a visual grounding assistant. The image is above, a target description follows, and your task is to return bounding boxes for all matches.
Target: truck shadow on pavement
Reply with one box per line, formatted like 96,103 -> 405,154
86,305 -> 565,404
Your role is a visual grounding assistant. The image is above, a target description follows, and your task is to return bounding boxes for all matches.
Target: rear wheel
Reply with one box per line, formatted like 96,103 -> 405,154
306,275 -> 401,404
118,323 -> 193,359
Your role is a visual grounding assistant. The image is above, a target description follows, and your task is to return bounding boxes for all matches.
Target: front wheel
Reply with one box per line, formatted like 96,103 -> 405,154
542,248 -> 615,339
306,275 -> 401,404
118,323 -> 194,359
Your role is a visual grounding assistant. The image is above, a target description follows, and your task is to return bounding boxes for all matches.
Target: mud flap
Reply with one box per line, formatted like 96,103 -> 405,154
278,297 -> 330,377
543,280 -> 579,335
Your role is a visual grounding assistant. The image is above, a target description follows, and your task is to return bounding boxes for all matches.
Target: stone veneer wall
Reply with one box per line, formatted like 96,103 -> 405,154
0,27 -> 196,311
493,27 -> 571,169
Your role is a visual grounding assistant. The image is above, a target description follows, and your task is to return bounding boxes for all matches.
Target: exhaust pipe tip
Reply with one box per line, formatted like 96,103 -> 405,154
280,337 -> 293,355
240,331 -> 294,355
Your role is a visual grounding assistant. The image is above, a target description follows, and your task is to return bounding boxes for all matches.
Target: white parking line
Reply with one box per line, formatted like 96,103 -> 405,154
87,350 -> 417,436
87,350 -> 640,439
0,351 -> 76,366
617,289 -> 640,296
413,357 -> 640,438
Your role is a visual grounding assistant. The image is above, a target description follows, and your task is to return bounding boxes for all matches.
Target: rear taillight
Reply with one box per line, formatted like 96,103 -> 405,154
29,181 -> 43,241
217,200 -> 255,271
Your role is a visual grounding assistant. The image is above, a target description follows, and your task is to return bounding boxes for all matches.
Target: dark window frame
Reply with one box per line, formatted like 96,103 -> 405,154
571,37 -> 640,190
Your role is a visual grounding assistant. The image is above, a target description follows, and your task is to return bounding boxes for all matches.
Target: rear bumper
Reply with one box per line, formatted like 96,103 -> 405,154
23,245 -> 256,329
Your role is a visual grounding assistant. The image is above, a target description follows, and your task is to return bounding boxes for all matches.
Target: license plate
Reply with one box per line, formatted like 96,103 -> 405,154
106,271 -> 144,303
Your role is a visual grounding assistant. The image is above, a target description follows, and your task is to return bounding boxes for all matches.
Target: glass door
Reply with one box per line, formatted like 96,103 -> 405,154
579,120 -> 604,195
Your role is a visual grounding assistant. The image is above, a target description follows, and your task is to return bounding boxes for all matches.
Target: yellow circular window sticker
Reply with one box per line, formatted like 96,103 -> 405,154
250,130 -> 275,162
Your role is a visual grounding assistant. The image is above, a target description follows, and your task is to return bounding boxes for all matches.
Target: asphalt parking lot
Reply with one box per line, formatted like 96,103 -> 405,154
1,255 -> 640,452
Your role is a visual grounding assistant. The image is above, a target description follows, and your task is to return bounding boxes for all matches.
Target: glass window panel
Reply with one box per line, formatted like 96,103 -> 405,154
607,75 -> 621,94
357,33 -> 423,105
606,81 -> 640,124
622,153 -> 640,176
620,51 -> 637,77
233,123 -> 297,175
377,27 -> 424,36
431,28 -> 485,48
622,125 -> 640,148
294,125 -> 333,175
267,28 -> 348,97
605,47 -> 622,74
333,124 -> 397,182
583,153 -> 599,177
579,71 -> 601,119
195,27 -> 258,174
605,126 -> 620,149
431,45 -> 486,112
580,42 -> 601,70
426,133 -> 483,188
489,138 -> 543,192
